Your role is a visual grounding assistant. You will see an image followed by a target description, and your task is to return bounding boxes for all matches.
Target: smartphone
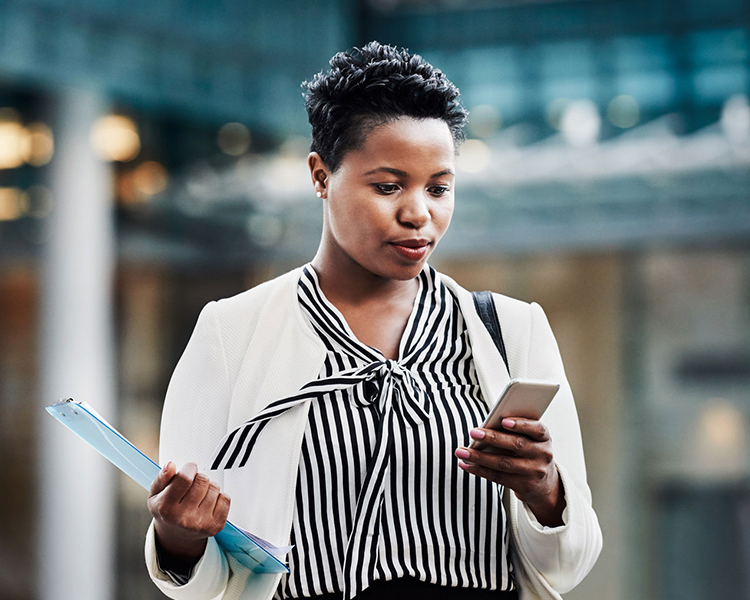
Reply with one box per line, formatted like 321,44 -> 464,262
469,378 -> 560,454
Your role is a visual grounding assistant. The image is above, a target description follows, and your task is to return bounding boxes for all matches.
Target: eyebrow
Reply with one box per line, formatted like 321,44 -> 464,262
363,167 -> 454,178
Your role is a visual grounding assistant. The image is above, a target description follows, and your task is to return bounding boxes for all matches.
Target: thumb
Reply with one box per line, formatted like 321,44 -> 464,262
149,461 -> 176,497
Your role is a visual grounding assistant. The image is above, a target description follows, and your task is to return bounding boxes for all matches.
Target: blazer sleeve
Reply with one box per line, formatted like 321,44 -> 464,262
144,301 -> 232,599
510,302 -> 602,594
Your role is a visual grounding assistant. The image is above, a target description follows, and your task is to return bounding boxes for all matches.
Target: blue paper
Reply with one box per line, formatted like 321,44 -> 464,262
46,398 -> 289,574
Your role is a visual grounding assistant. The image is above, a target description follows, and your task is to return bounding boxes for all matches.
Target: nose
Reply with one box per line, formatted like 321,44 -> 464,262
397,190 -> 430,229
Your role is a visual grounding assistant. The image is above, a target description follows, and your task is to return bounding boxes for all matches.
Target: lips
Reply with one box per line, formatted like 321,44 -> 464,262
390,239 -> 430,261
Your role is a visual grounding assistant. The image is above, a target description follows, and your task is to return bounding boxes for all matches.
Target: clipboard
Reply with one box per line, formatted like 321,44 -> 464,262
46,398 -> 290,574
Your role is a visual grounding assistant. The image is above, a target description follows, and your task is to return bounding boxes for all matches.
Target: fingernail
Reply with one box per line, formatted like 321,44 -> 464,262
502,418 -> 516,429
162,461 -> 170,473
458,461 -> 470,471
470,428 -> 485,440
455,448 -> 470,459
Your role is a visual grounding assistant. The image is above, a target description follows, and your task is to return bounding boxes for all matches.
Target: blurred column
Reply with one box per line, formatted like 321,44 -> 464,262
39,89 -> 115,600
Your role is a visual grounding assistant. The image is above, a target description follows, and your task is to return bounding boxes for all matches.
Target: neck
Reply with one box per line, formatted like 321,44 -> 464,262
311,239 -> 419,308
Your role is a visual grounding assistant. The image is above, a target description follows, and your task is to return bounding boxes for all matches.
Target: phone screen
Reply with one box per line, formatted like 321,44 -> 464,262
469,378 -> 559,454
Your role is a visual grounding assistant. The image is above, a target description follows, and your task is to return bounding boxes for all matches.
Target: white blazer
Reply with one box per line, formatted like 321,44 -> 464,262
145,266 -> 602,600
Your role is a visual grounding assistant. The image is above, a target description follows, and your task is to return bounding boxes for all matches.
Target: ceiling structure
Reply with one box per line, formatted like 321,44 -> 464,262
0,0 -> 748,265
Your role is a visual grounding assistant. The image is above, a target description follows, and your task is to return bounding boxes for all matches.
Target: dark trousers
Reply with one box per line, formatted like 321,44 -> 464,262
309,577 -> 520,599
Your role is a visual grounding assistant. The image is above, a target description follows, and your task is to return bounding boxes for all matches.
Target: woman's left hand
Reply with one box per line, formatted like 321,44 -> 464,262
454,417 -> 566,527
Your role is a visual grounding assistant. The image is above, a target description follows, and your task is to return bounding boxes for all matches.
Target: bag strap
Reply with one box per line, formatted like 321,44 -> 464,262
472,291 -> 511,377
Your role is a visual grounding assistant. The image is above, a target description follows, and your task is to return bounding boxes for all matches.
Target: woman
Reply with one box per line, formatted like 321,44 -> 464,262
145,42 -> 602,600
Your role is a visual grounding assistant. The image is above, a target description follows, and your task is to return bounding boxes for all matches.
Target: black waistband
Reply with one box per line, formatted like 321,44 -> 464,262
304,577 -> 519,600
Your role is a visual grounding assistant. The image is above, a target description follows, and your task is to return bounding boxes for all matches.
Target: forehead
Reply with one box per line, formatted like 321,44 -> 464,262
343,116 -> 455,172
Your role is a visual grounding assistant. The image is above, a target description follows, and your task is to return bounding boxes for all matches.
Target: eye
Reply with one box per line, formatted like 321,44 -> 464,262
372,183 -> 400,195
428,185 -> 450,197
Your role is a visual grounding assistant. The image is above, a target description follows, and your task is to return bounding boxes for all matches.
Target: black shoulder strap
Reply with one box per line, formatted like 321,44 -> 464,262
472,291 -> 510,377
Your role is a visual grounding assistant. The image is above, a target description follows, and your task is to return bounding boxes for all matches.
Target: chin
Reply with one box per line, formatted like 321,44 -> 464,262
346,247 -> 430,281
378,259 -> 429,281
389,268 -> 423,281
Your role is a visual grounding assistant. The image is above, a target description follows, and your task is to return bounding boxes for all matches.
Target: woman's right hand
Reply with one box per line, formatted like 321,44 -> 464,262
148,461 -> 231,564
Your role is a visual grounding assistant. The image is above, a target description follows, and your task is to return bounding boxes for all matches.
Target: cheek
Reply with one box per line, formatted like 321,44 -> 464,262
346,198 -> 393,230
434,200 -> 455,233
329,195 -> 382,242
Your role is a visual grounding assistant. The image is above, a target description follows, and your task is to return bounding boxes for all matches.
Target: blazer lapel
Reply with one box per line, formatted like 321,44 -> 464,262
223,267 -> 327,544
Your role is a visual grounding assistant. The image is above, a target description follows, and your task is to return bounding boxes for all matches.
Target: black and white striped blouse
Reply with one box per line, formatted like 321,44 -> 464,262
272,265 -> 515,599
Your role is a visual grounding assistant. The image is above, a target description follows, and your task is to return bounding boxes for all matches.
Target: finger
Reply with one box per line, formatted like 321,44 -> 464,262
458,460 -> 526,490
160,462 -> 199,504
498,418 -> 550,442
458,460 -> 509,486
470,428 -> 533,456
149,461 -> 176,497
457,447 -> 527,474
180,471 -> 212,506
213,493 -> 231,522
199,481 -> 220,511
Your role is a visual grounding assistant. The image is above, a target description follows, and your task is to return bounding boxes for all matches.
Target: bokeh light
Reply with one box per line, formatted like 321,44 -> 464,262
246,212 -> 284,247
607,95 -> 640,129
560,99 -> 601,146
265,156 -> 309,194
457,139 -> 491,173
468,105 -> 502,138
118,162 -> 169,204
0,187 -> 28,221
217,122 -> 251,156
0,109 -> 27,170
692,398 -> 748,481
132,161 -> 168,197
23,122 -> 55,166
90,115 -> 140,162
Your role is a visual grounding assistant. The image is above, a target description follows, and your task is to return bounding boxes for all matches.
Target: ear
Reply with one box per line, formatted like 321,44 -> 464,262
308,152 -> 330,199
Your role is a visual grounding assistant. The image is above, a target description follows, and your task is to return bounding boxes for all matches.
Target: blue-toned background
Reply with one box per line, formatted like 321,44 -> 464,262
0,1 -> 748,599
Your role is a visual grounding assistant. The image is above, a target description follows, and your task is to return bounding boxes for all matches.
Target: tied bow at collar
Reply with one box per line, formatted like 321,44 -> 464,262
209,358 -> 431,471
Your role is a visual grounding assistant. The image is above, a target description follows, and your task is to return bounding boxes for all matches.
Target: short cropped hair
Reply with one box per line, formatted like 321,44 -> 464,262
303,41 -> 468,173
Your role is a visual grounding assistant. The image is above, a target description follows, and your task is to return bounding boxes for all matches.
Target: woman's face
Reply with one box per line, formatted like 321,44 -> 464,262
312,116 -> 456,281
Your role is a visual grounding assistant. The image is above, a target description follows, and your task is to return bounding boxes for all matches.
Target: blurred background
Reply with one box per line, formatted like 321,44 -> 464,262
0,0 -> 749,599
